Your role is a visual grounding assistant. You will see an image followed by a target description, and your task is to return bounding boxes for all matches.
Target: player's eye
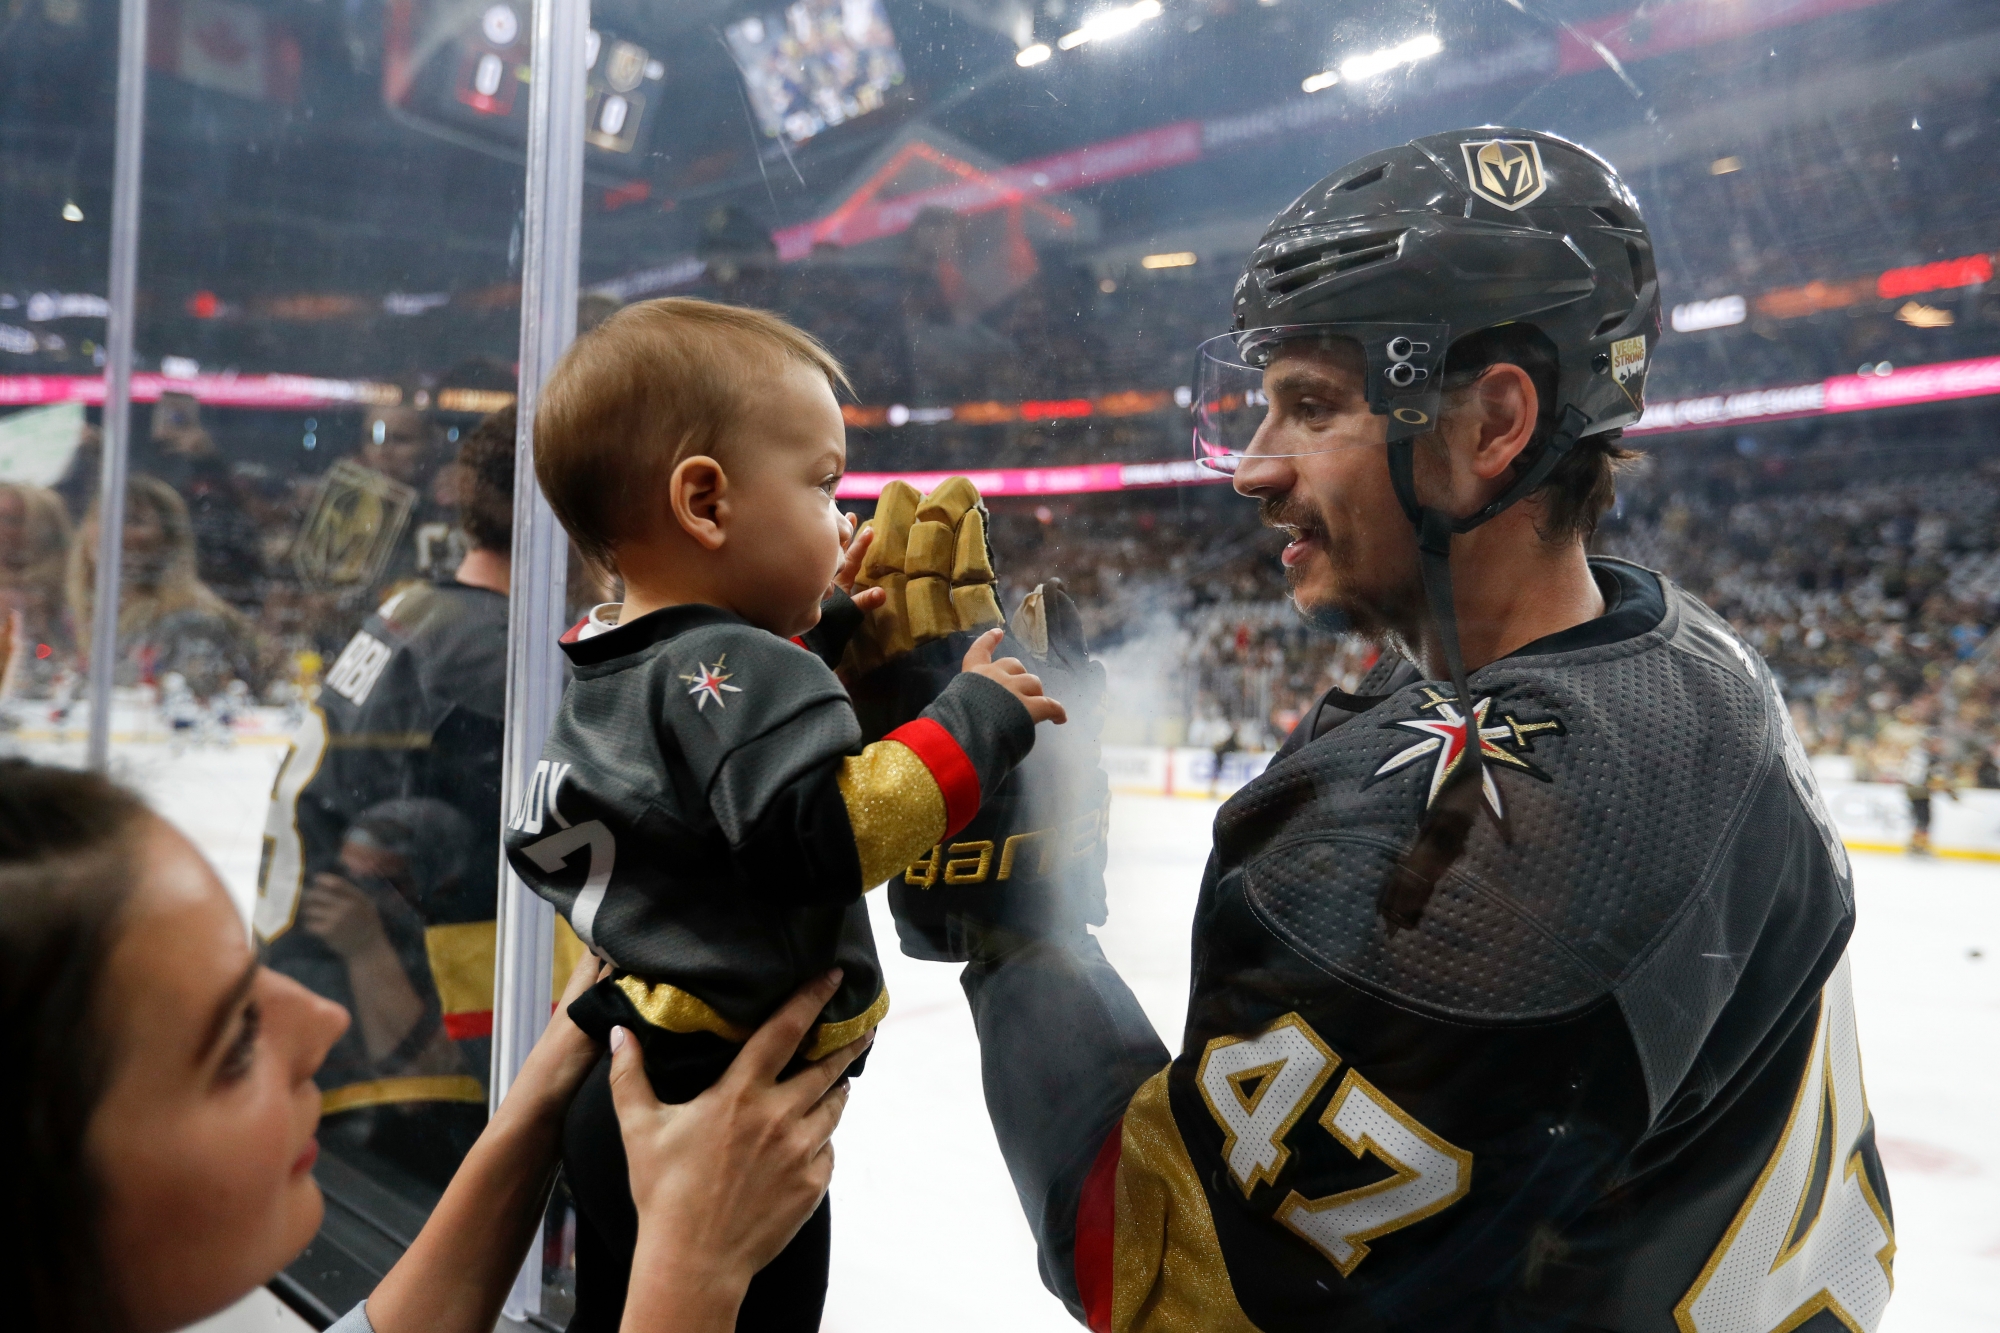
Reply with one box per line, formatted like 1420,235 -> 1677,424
218,1000 -> 261,1083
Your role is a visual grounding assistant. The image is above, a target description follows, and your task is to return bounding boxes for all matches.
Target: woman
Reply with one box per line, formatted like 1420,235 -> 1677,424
65,474 -> 262,699
0,758 -> 862,1333
0,480 -> 73,692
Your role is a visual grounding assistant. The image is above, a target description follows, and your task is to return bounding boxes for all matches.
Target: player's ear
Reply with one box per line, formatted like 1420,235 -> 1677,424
669,455 -> 730,550
1463,362 -> 1538,481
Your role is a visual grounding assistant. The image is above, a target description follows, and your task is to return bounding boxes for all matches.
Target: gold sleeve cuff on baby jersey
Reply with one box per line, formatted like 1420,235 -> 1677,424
616,974 -> 752,1042
803,985 -> 891,1060
836,738 -> 949,889
616,974 -> 888,1061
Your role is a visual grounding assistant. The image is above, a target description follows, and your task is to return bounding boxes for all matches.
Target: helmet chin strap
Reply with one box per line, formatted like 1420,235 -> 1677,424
1376,403 -> 1591,932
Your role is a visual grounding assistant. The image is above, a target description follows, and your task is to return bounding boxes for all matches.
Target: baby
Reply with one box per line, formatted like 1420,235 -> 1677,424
505,297 -> 1062,1332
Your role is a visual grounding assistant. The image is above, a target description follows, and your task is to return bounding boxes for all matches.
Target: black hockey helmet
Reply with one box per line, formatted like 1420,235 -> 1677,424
1194,127 -> 1660,469
1197,128 -> 1661,931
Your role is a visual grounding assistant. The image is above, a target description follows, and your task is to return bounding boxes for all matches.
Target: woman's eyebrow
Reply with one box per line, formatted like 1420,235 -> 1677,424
198,957 -> 262,1059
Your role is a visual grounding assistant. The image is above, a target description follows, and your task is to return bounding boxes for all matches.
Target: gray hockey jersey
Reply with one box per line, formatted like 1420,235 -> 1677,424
506,601 -> 1034,1097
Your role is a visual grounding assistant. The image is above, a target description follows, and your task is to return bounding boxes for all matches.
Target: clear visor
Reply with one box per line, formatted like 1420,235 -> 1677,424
1191,322 -> 1450,475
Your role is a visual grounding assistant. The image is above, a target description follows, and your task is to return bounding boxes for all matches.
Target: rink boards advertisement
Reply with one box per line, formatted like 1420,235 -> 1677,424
1105,744 -> 2000,861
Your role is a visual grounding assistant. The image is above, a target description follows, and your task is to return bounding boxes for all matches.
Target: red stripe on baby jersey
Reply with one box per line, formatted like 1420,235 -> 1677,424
559,617 -> 592,644
886,717 -> 981,837
1075,1121 -> 1123,1333
443,1009 -> 493,1041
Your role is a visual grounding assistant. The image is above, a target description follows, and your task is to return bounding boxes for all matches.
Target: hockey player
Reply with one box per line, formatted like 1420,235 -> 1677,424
257,407 -> 520,1188
507,298 -> 1064,1333
931,129 -> 1893,1332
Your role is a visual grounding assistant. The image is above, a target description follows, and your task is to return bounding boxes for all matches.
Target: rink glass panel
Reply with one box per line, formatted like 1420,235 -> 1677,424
0,0 -> 541,1314
592,1 -> 1995,1322
2,0 -> 1998,1324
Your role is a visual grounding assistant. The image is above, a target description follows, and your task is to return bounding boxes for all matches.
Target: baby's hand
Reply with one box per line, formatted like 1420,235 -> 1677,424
831,517 -> 887,611
962,628 -> 1066,726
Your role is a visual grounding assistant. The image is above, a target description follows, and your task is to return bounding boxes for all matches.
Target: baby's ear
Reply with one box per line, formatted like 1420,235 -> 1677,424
669,454 -> 730,550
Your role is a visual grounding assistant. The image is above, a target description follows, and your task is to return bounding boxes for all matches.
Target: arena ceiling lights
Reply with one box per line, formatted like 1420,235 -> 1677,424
1301,33 -> 1442,94
1057,0 -> 1162,52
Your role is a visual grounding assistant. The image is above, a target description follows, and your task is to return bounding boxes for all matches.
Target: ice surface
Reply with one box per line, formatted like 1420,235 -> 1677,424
46,729 -> 1993,1331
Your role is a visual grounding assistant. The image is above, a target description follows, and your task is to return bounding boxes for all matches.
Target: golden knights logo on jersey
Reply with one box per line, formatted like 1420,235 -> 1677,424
293,458 -> 417,595
1460,138 -> 1549,211
1363,687 -> 1565,819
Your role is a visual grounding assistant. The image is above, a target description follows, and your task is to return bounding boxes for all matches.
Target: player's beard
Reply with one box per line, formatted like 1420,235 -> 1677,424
1258,492 -> 1409,644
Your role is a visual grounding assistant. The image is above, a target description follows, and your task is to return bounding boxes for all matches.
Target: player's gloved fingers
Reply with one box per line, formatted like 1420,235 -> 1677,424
859,482 -> 919,585
1009,586 -> 1050,657
951,508 -> 994,582
950,582 -> 1004,632
915,476 -> 980,527
906,574 -> 956,643
1042,580 -> 1091,663
730,968 -> 845,1088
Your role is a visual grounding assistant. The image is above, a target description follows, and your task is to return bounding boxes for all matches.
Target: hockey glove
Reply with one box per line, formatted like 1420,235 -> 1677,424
840,477 -> 1006,678
885,581 -> 1111,963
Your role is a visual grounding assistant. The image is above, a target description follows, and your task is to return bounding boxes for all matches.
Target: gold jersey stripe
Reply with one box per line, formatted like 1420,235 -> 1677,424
836,738 -> 948,889
1113,1069 -> 1264,1333
321,1074 -> 487,1115
615,975 -> 753,1042
614,975 -> 889,1061
804,985 -> 890,1060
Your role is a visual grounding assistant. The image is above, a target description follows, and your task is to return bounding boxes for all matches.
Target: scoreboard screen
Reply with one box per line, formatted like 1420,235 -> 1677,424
724,0 -> 906,146
385,0 -> 666,167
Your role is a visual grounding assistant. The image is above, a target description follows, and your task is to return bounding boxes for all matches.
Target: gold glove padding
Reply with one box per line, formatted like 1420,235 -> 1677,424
847,476 -> 1003,672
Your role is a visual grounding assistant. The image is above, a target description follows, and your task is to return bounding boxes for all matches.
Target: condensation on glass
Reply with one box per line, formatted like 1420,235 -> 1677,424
2,0 -> 1996,1327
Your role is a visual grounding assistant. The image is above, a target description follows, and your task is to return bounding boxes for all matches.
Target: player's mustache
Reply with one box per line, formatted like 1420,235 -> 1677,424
1258,495 -> 1326,540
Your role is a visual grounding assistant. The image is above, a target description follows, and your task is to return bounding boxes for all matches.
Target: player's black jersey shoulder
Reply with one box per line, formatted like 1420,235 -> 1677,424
318,580 -> 509,726
1167,564 -> 1870,1331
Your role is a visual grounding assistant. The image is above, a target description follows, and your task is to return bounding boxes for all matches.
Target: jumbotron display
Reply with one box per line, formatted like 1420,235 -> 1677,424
725,0 -> 906,145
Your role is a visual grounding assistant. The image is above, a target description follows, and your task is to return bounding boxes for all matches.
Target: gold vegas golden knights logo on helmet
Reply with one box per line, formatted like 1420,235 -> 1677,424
293,458 -> 418,595
1460,138 -> 1549,211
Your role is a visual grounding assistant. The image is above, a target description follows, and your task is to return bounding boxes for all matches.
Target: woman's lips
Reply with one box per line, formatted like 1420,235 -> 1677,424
291,1137 -> 319,1176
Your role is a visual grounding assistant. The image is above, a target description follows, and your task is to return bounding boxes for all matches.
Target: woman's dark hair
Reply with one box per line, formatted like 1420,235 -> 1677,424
0,760 -> 149,1332
457,405 -> 516,555
1441,323 -> 1640,544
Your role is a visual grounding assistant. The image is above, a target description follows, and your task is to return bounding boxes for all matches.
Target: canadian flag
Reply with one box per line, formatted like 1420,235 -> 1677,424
149,0 -> 301,105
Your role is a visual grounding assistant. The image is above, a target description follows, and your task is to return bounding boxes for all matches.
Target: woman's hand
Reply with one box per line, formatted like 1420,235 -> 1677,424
361,946 -> 612,1333
612,970 -> 870,1332
533,944 -> 615,1100
963,627 -> 1067,725
830,518 -> 887,611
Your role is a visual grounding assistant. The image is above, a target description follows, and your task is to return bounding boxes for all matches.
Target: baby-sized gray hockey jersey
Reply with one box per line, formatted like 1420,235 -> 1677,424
506,601 -> 1034,1097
